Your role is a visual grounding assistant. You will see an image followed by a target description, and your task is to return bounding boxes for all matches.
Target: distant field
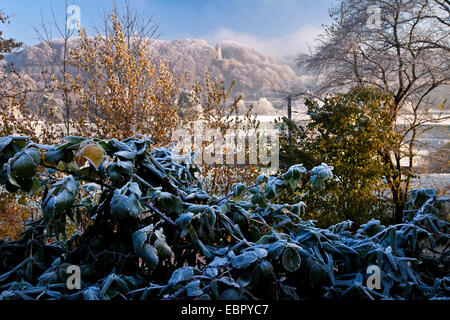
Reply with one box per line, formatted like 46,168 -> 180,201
411,174 -> 450,197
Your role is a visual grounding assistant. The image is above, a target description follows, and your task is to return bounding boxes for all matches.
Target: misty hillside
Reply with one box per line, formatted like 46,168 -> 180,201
3,38 -> 305,102
4,37 -> 446,117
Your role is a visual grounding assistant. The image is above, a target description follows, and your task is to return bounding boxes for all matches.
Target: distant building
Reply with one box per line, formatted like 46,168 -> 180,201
215,43 -> 223,60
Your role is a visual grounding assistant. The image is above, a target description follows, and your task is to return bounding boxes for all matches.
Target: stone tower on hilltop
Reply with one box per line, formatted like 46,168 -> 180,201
216,43 -> 223,61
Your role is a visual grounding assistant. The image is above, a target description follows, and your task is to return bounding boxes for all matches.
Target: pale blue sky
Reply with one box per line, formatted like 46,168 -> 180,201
0,0 -> 337,56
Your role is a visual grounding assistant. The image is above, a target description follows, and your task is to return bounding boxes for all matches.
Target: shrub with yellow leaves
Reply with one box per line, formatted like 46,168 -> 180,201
69,15 -> 179,145
180,73 -> 261,194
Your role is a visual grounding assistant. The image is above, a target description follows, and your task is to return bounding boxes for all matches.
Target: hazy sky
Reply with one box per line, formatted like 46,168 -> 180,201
0,0 -> 337,56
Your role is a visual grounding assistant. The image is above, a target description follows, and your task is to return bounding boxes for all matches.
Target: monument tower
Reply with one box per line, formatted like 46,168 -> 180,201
216,43 -> 223,60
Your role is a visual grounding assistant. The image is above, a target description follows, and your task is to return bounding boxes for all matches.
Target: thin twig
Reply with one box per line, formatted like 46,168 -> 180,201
43,164 -> 115,190
143,202 -> 176,226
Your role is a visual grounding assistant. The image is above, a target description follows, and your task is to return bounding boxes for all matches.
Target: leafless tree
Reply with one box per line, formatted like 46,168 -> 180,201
426,0 -> 450,27
272,80 -> 307,120
298,0 -> 450,223
94,0 -> 160,50
33,0 -> 79,136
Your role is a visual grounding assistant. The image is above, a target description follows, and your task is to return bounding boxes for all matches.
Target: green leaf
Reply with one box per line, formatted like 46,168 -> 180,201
8,148 -> 41,181
0,137 -> 13,153
43,197 -> 55,221
128,193 -> 142,217
310,263 -> 331,287
256,174 -> 269,183
185,190 -> 210,202
82,287 -> 102,300
110,193 -> 130,218
231,251 -> 258,269
280,284 -> 299,299
100,274 -> 115,297
64,136 -> 86,144
186,280 -> 202,297
132,224 -> 154,253
54,179 -> 78,211
283,165 -> 305,191
218,277 -> 240,289
168,267 -> 194,286
108,183 -> 142,218
154,238 -> 173,259
259,261 -> 274,277
132,230 -> 147,253
218,288 -> 241,300
107,161 -> 134,184
42,176 -> 79,221
197,239 -> 214,259
282,247 -> 301,272
109,138 -> 133,152
44,149 -> 65,164
114,150 -> 136,160
252,247 -> 268,259
309,163 -> 333,191
237,273 -> 252,287
53,190 -> 73,212
175,212 -> 194,229
138,245 -> 159,269
208,256 -> 229,269
268,241 -> 285,259
232,183 -> 246,201
158,192 -> 183,214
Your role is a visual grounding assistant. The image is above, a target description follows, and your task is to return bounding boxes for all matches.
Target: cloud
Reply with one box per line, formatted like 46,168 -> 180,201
204,24 -> 322,57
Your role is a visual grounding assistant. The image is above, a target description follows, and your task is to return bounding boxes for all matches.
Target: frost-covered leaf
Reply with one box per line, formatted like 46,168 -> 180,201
154,238 -> 173,259
138,245 -> 159,269
232,183 -> 246,201
231,251 -> 258,269
282,247 -> 301,272
159,192 -> 183,214
169,267 -> 194,286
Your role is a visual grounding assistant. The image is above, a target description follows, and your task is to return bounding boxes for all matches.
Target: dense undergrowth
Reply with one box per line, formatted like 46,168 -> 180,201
0,135 -> 448,300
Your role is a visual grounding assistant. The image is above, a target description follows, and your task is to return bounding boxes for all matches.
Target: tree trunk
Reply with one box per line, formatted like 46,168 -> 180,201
392,188 -> 405,224
287,95 -> 292,121
394,202 -> 404,224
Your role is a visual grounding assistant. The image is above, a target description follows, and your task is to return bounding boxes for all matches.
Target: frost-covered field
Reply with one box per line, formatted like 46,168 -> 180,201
410,174 -> 450,197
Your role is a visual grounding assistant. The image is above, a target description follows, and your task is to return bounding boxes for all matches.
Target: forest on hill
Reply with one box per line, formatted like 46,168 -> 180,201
0,0 -> 448,302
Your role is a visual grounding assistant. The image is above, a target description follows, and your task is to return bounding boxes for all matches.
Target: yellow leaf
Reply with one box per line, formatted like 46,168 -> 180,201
439,99 -> 447,111
83,144 -> 105,168
75,142 -> 105,169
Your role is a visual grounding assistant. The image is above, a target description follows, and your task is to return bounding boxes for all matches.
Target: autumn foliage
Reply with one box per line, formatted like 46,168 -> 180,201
69,15 -> 179,143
